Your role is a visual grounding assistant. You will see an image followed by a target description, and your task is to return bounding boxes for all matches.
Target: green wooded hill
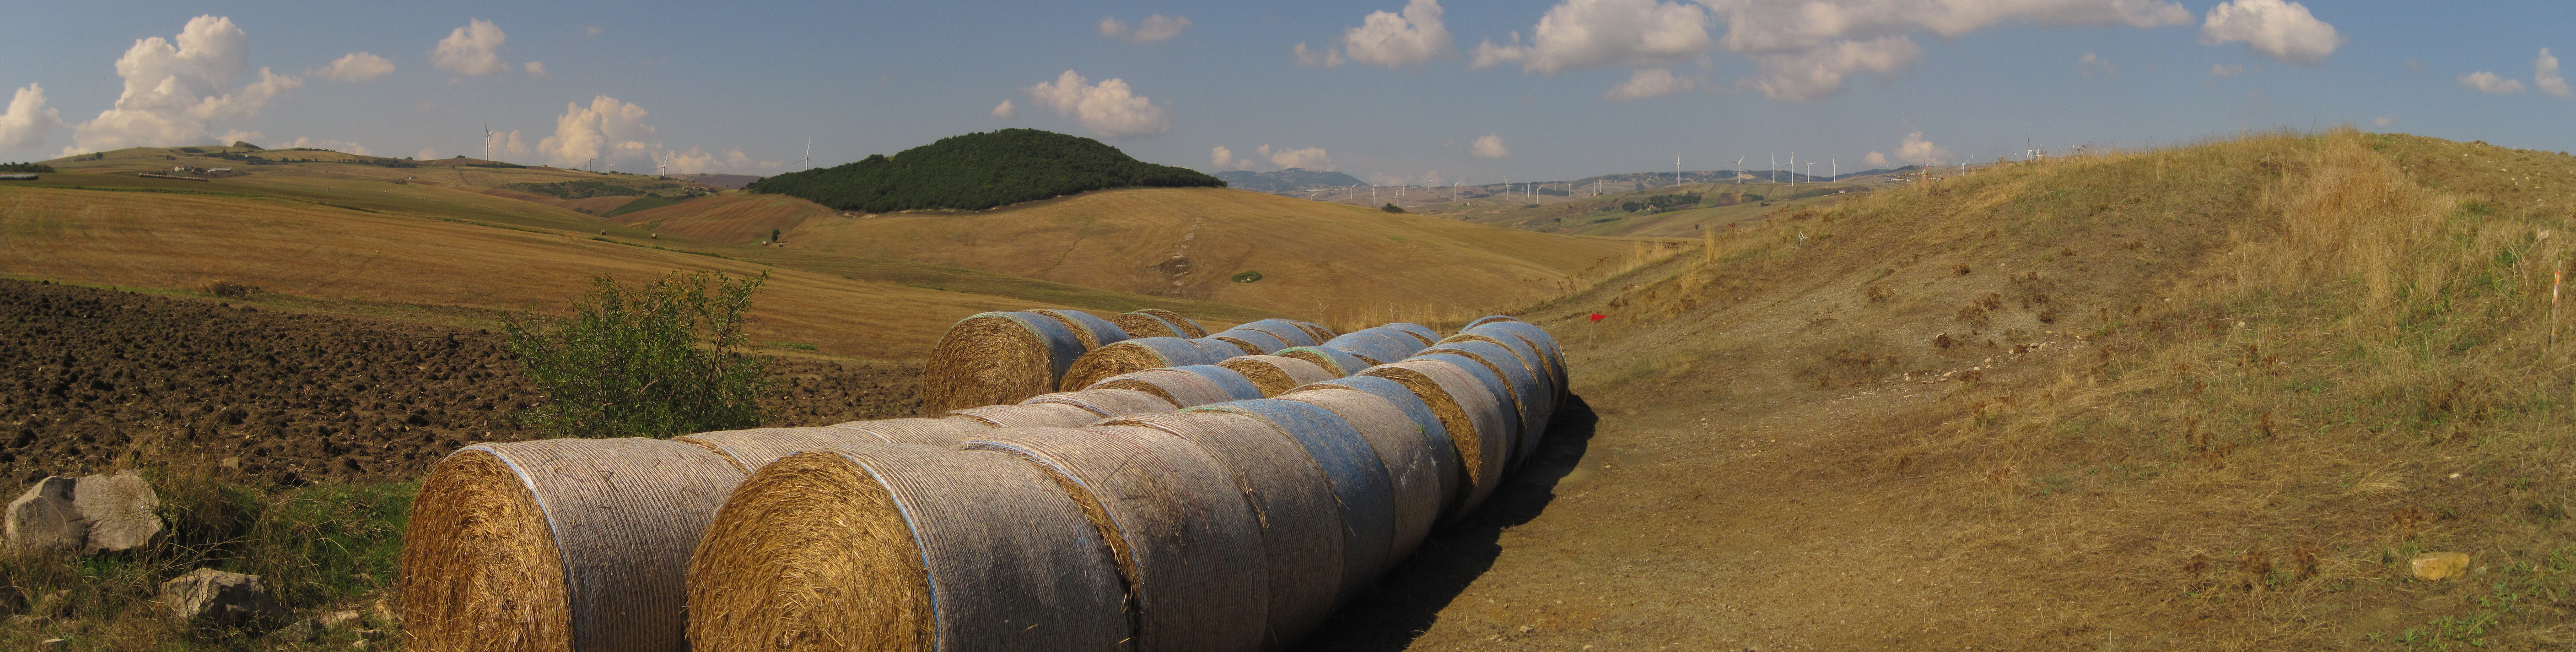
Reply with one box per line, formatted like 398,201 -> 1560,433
745,129 -> 1224,212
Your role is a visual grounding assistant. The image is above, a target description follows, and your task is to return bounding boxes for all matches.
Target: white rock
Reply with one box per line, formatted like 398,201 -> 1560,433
74,470 -> 161,553
5,478 -> 83,553
158,568 -> 285,625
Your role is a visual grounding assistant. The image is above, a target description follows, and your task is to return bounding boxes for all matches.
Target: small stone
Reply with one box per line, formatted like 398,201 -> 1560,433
5,477 -> 84,553
37,639 -> 65,651
2411,552 -> 2471,581
317,609 -> 361,628
372,598 -> 398,624
74,470 -> 162,553
219,457 -> 240,470
158,568 -> 285,625
351,640 -> 371,651
357,628 -> 385,641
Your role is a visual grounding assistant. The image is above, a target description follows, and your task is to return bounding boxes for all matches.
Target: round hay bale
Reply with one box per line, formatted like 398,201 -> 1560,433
1283,321 -> 1338,344
1284,376 -> 1460,522
1360,360 -> 1511,515
946,402 -> 1112,428
1232,319 -> 1322,347
1110,311 -> 1190,338
1099,412 -> 1342,650
922,312 -> 1091,413
402,438 -> 745,652
1135,308 -> 1209,337
1185,401 -> 1393,605
962,427 -> 1271,652
1411,353 -> 1526,464
1209,328 -> 1290,356
679,423 -> 988,473
1439,334 -> 1556,405
1218,355 -> 1338,397
1163,365 -> 1267,401
1272,346 -> 1374,377
1424,340 -> 1553,465
1087,366 -> 1264,408
1463,321 -> 1566,396
1384,322 -> 1440,346
1319,330 -> 1414,365
686,445 -> 1127,652
828,418 -> 994,445
1029,309 -> 1130,350
1463,315 -> 1520,330
1060,337 -> 1233,392
1274,389 -> 1445,563
1022,388 -> 1180,418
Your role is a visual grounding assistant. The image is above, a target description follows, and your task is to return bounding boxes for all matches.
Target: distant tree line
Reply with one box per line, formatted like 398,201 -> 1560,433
746,129 -> 1225,212
1622,192 -> 1703,213
0,163 -> 56,173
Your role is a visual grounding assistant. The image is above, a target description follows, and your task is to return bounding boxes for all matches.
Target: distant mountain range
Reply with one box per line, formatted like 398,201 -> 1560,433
1215,168 -> 1364,192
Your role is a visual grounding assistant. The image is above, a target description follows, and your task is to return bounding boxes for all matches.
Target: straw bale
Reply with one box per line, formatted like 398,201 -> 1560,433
1164,365 -> 1267,401
1411,353 -> 1526,463
1186,401 -> 1393,606
946,402 -> 1112,428
1218,355 -> 1338,397
1029,309 -> 1130,350
963,427 -> 1271,652
827,418 -> 993,446
1284,321 -> 1338,344
401,438 -> 744,652
1463,315 -> 1520,329
1320,331 -> 1413,365
1463,321 -> 1565,387
1109,311 -> 1189,338
1384,322 -> 1440,346
686,445 -> 1127,652
922,312 -> 1091,413
1209,329 -> 1289,355
1022,388 -> 1180,418
1135,308 -> 1209,337
1425,341 -> 1553,464
1275,390 -> 1445,562
680,421 -> 992,473
1088,366 -> 1263,408
1273,346 -> 1374,377
1361,360 -> 1510,514
1440,334 -> 1556,406
1233,319 -> 1321,347
1284,376 -> 1460,522
1099,412 -> 1342,650
1060,337 -> 1232,391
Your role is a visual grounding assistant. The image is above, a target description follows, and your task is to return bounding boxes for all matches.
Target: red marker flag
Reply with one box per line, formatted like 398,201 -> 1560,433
1588,313 -> 1605,322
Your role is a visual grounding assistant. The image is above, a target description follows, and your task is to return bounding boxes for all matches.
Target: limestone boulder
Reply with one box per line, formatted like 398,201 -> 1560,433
5,478 -> 83,553
73,470 -> 161,553
158,568 -> 286,625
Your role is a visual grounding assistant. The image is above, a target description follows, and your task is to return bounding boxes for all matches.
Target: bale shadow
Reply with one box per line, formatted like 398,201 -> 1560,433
1294,393 -> 1601,651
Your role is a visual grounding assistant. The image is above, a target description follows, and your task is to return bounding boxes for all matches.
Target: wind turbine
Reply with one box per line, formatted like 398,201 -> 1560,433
1790,152 -> 1797,188
1769,153 -> 1777,185
1831,157 -> 1837,182
1735,156 -> 1746,185
798,141 -> 813,171
481,124 -> 492,161
1674,153 -> 1682,189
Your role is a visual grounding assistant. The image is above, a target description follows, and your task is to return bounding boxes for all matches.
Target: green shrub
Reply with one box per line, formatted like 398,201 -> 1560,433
1381,203 -> 1405,213
502,270 -> 772,439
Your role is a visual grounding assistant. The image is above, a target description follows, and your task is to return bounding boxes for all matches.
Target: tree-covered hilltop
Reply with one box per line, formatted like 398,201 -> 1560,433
745,129 -> 1224,212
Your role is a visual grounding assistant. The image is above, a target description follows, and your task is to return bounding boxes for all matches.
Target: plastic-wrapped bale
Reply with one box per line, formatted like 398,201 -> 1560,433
1059,337 -> 1238,391
1423,340 -> 1553,465
1282,321 -> 1339,345
1235,319 -> 1326,347
1187,400 -> 1393,606
1383,322 -> 1440,347
1110,311 -> 1193,338
1318,330 -> 1417,365
1409,353 -> 1526,466
1360,359 -> 1512,515
679,420 -> 992,473
1438,333 -> 1558,408
402,438 -> 746,652
1086,365 -> 1266,408
1208,327 -> 1292,356
1135,308 -> 1209,337
1099,411 -> 1342,651
1028,309 -> 1130,350
1021,387 -> 1181,418
686,445 -> 1127,652
1463,321 -> 1566,395
1218,355 -> 1338,397
962,427 -> 1271,652
1286,375 -> 1461,522
941,402 -> 1105,428
922,311 -> 1092,413
1273,346 -> 1375,378
1274,389 -> 1446,563
1463,315 -> 1520,330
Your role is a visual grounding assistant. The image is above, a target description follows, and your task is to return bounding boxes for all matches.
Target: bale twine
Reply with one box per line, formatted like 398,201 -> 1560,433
1384,322 -> 1440,347
1022,388 -> 1181,418
1218,355 -> 1338,397
1186,401 -> 1393,606
962,427 -> 1271,652
1411,353 -> 1528,466
1029,309 -> 1130,350
1273,346 -> 1374,378
1463,315 -> 1520,330
685,445 -> 1127,652
1060,337 -> 1233,391
1274,390 -> 1444,563
922,312 -> 1091,413
1110,311 -> 1190,338
1135,308 -> 1209,337
1209,328 -> 1291,356
1284,376 -> 1461,522
1283,321 -> 1338,344
946,402 -> 1114,428
1423,340 -> 1553,465
1098,412 -> 1342,650
1087,366 -> 1265,407
1360,360 -> 1511,515
1235,319 -> 1324,348
1319,330 -> 1413,365
402,438 -> 744,652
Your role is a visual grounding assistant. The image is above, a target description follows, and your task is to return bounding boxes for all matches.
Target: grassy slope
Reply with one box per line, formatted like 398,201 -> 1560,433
604,191 -> 835,243
772,186 -> 1635,321
1381,130 -> 2576,649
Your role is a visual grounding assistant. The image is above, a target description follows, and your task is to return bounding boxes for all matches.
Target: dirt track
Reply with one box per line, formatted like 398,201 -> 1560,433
0,278 -> 919,484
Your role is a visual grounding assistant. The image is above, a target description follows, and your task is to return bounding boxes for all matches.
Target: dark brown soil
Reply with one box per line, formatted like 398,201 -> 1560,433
0,278 -> 919,484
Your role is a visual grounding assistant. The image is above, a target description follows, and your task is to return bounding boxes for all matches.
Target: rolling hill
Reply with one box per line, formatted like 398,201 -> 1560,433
745,129 -> 1224,212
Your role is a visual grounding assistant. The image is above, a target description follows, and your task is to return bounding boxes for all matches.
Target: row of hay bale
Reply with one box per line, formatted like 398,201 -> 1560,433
399,316 -> 1562,652
922,308 -> 1341,413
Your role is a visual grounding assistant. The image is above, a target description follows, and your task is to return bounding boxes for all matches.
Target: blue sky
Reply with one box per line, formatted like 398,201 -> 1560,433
1,1 -> 2568,184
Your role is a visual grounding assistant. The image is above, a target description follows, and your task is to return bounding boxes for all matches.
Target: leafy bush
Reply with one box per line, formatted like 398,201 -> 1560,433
1381,203 -> 1406,213
0,162 -> 55,173
502,271 -> 772,439
747,129 -> 1225,212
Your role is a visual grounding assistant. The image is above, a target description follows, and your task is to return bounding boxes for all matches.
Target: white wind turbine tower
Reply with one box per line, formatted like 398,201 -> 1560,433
1735,156 -> 1745,185
1831,157 -> 1836,182
482,124 -> 493,161
1674,153 -> 1681,189
798,141 -> 813,171
1790,152 -> 1797,188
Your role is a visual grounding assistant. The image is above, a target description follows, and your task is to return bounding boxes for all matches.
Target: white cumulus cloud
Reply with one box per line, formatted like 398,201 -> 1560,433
2458,71 -> 2525,95
284,136 -> 369,156
1101,15 -> 1191,43
2539,48 -> 2570,98
1024,70 -> 1172,138
2371,116 -> 2395,126
1863,151 -> 1888,167
2077,52 -> 2114,77
1751,36 -> 1922,101
432,19 -> 511,76
416,148 -> 439,160
1259,144 -> 1332,169
1895,130 -> 1950,165
537,95 -> 659,167
2199,0 -> 2342,65
0,84 -> 66,153
991,99 -> 1017,120
311,52 -> 394,82
2210,63 -> 2246,77
655,147 -> 780,174
1605,67 -> 1694,100
525,61 -> 547,78
1211,145 -> 1255,170
484,129 -> 530,160
1472,133 -> 1509,158
1294,42 -> 1348,67
1471,0 -> 1708,74
66,15 -> 305,154
1341,0 -> 1454,68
